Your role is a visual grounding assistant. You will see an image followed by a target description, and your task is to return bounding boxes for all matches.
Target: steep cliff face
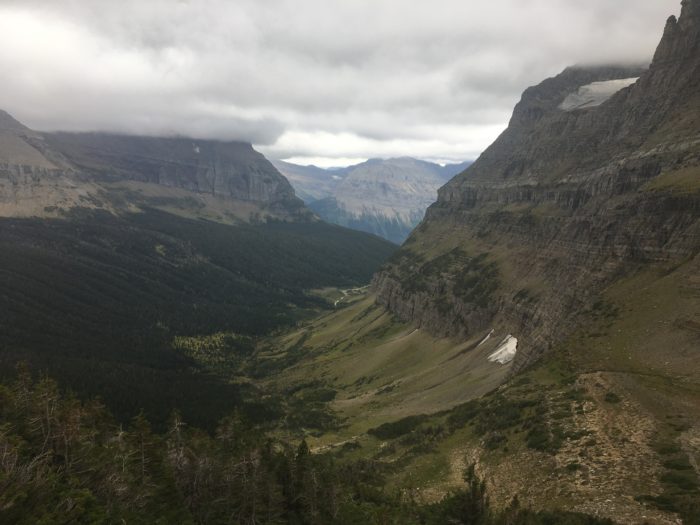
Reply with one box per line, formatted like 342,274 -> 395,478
46,132 -> 303,210
374,0 -> 700,370
0,110 -> 72,173
0,113 -> 308,221
0,110 -> 102,217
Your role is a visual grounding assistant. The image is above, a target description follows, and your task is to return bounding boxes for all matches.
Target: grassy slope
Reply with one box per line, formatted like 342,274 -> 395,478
453,253 -> 700,523
474,258 -> 697,521
643,165 -> 700,194
261,292 -> 511,445
264,254 -> 699,524
561,253 -> 700,519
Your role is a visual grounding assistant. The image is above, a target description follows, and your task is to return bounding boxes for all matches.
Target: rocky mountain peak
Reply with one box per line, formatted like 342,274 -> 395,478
681,0 -> 700,20
653,0 -> 700,63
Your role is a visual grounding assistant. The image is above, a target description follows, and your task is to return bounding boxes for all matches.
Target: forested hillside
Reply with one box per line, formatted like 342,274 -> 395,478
0,209 -> 395,428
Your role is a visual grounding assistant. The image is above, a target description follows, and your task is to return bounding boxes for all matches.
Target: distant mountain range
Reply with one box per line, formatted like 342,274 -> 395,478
270,159 -> 345,203
273,157 -> 472,244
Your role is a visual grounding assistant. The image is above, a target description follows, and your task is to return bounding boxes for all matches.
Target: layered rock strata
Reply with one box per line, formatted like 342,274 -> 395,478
374,0 -> 700,370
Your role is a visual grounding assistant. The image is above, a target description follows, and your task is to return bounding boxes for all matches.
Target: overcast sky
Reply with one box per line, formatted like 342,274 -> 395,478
0,0 -> 680,167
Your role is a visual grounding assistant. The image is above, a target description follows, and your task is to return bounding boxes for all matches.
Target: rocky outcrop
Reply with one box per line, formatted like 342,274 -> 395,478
45,132 -> 304,211
0,111 -> 71,171
0,111 -> 94,217
0,112 -> 309,221
374,0 -> 700,371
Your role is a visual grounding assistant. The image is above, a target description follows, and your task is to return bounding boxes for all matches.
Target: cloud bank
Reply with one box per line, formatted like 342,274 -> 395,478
0,0 -> 680,165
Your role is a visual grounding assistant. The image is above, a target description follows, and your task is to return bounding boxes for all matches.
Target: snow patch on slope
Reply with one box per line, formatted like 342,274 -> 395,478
559,77 -> 639,111
477,329 -> 495,348
488,335 -> 518,365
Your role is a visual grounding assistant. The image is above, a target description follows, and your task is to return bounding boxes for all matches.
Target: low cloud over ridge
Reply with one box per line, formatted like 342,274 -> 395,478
0,0 -> 679,165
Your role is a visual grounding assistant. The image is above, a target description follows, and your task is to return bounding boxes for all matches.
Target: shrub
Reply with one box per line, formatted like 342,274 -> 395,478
604,392 -> 621,404
367,415 -> 429,440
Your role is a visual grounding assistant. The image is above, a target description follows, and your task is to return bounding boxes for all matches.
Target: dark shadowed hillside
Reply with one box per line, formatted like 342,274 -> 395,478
0,113 -> 397,428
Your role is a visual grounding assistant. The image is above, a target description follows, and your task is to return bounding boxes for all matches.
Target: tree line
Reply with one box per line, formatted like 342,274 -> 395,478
0,366 -> 616,524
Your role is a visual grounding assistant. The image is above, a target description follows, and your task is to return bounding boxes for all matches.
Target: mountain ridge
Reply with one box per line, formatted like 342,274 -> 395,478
258,3 -> 700,521
276,157 -> 472,243
0,112 -> 310,222
373,0 -> 700,371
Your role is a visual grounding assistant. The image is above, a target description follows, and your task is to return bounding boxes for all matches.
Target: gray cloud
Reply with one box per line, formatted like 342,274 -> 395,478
0,0 -> 680,165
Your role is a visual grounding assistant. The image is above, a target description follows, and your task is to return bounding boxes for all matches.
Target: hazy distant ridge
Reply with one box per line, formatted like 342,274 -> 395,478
275,157 -> 471,243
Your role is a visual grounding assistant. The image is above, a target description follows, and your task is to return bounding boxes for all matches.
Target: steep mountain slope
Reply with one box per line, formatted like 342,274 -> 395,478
0,110 -> 103,217
0,112 -> 397,428
258,2 -> 700,522
47,131 -> 309,220
374,5 -> 700,370
0,111 -> 309,222
308,158 -> 471,244
360,1 -> 700,520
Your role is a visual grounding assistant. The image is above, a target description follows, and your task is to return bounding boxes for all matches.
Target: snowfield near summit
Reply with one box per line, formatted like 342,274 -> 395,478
559,77 -> 639,111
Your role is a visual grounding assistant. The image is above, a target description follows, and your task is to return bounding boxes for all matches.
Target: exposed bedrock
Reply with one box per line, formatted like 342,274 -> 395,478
374,0 -> 700,371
